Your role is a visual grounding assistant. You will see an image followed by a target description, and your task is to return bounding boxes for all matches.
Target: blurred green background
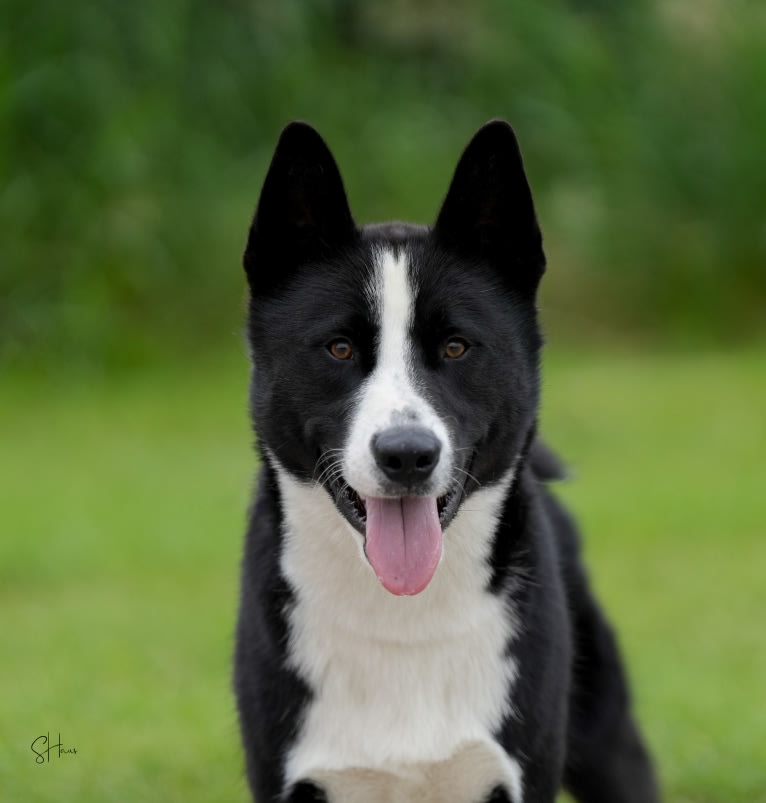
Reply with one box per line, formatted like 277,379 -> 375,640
3,0 -> 765,365
2,0 -> 764,801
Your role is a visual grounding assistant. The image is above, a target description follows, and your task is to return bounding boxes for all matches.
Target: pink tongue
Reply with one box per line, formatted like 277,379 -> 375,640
364,497 -> 443,596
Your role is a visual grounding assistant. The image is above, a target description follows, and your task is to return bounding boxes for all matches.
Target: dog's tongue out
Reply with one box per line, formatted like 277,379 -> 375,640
364,496 -> 443,596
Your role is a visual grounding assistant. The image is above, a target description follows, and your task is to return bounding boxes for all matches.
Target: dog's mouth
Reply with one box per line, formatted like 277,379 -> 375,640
325,466 -> 471,597
334,482 -> 464,534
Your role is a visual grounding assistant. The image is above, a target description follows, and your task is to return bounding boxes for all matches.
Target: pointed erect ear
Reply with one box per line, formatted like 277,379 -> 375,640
433,120 -> 545,294
244,122 -> 356,294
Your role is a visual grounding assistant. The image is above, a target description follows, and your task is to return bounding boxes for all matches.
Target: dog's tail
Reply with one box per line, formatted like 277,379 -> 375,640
529,438 -> 569,482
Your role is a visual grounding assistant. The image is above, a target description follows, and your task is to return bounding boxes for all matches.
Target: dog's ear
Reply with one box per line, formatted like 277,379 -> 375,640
244,122 -> 356,294
433,120 -> 545,295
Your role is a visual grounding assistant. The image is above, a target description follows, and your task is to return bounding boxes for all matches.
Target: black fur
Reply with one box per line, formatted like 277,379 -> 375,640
234,121 -> 660,802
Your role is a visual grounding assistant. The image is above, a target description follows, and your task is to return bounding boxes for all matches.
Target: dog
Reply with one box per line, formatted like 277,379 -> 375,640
234,120 -> 660,803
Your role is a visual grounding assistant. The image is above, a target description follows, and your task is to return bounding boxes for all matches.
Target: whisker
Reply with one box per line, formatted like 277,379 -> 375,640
316,462 -> 344,486
313,448 -> 346,485
453,465 -> 482,488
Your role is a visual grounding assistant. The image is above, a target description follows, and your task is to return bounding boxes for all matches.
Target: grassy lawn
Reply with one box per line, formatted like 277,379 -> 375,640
2,347 -> 764,802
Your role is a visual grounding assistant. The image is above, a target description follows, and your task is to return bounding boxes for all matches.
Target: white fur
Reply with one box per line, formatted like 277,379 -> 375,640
343,247 -> 453,498
275,464 -> 523,802
312,741 -> 521,803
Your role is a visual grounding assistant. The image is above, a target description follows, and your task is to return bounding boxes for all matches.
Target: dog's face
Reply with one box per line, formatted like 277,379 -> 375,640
245,121 -> 545,595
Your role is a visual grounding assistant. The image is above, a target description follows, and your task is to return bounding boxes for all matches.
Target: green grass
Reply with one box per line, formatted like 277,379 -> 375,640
2,347 -> 765,802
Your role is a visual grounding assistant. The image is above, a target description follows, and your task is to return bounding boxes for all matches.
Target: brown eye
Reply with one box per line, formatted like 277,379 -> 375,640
443,339 -> 468,360
328,338 -> 354,361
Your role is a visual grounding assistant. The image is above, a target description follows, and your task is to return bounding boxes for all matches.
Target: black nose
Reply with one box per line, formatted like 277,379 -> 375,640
372,426 -> 442,487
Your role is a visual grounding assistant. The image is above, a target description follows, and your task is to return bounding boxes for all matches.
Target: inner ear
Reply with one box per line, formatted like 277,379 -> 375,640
433,120 -> 545,294
244,122 -> 356,294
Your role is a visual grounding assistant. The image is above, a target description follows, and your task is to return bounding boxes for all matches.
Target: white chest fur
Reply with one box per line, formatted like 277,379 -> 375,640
274,468 -> 524,802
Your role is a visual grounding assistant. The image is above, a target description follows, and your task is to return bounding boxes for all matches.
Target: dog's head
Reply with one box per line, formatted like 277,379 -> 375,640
244,121 -> 545,595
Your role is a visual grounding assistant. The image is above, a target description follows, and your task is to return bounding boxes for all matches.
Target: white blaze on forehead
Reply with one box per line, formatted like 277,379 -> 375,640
368,246 -> 414,377
345,247 -> 453,498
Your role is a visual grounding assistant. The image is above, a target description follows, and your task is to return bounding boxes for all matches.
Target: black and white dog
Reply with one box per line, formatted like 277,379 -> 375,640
235,121 -> 660,803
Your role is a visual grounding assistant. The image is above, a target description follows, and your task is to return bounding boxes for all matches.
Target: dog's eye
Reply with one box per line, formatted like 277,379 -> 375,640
443,339 -> 468,360
327,338 -> 354,361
